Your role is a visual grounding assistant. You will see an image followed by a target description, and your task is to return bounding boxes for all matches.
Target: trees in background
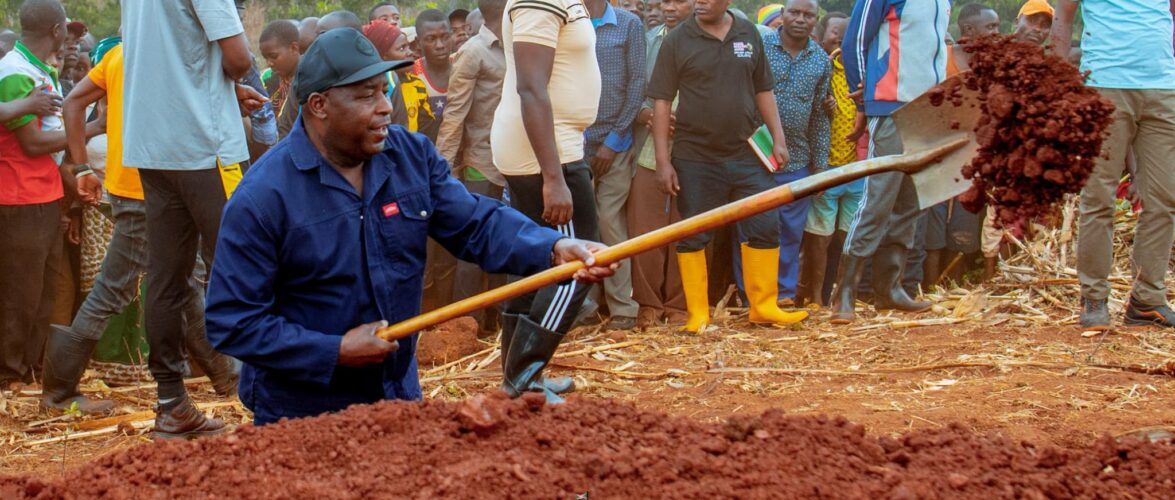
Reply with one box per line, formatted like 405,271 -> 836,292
1,1 -> 1079,53
0,0 -> 476,39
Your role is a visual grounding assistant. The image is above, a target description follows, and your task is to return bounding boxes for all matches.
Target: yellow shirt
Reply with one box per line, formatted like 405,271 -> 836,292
828,51 -> 857,168
88,44 -> 143,200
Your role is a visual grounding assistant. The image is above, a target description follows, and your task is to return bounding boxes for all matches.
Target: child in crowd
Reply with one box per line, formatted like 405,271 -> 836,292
259,20 -> 301,140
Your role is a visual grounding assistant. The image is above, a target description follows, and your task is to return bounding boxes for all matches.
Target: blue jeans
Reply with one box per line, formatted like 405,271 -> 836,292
733,168 -> 811,300
70,196 -> 207,344
72,196 -> 148,340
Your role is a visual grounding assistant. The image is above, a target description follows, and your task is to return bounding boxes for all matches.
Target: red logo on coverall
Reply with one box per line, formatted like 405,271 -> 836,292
382,202 -> 400,217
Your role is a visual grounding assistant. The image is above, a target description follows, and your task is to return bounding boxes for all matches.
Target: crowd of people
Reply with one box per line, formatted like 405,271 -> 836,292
0,0 -> 1172,438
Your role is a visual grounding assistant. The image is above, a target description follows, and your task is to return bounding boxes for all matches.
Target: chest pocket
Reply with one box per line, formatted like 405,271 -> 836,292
377,189 -> 434,273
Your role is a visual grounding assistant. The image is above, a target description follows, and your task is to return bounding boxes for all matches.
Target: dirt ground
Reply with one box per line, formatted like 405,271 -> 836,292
3,294 -> 1173,480
446,308 -> 1175,451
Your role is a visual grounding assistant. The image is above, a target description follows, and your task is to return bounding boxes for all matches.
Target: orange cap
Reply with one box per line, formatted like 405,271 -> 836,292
1018,0 -> 1055,18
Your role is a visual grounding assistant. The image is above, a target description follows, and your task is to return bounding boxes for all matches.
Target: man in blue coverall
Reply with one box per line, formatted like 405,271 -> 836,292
205,28 -> 614,425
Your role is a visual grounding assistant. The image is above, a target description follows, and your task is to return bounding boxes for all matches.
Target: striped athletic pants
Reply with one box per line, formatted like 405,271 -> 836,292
501,161 -> 600,333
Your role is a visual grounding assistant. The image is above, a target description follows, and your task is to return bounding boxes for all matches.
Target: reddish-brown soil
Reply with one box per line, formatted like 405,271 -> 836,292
2,391 -> 1173,499
415,316 -> 483,366
932,36 -> 1115,226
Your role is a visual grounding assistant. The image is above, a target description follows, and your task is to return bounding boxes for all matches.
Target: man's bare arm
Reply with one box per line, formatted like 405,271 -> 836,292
514,41 -> 573,225
13,111 -> 102,158
1051,0 -> 1079,61
63,77 -> 105,166
218,33 -> 253,80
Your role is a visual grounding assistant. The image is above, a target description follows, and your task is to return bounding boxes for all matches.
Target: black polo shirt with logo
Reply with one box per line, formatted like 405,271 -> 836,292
647,12 -> 773,163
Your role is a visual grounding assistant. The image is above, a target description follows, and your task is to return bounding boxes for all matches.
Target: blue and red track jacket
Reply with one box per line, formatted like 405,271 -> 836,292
841,0 -> 951,117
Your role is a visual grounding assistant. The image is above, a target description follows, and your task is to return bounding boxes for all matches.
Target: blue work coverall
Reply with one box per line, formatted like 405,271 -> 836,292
206,120 -> 563,425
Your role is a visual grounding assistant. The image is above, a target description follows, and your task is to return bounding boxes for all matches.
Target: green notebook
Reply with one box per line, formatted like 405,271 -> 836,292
747,124 -> 781,173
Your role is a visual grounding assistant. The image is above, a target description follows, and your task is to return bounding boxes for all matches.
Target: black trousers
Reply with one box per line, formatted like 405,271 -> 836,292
502,161 -> 599,334
673,157 -> 780,252
0,201 -> 62,384
140,168 -> 228,400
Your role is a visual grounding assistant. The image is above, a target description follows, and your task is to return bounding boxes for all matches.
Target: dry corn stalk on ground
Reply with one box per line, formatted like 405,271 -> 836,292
2,196 -> 1172,477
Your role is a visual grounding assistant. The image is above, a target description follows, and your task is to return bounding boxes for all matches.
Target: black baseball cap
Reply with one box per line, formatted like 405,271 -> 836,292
294,27 -> 412,104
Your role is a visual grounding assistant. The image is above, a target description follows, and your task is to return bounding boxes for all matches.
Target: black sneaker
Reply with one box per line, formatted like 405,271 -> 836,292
1125,299 -> 1175,328
1080,298 -> 1110,331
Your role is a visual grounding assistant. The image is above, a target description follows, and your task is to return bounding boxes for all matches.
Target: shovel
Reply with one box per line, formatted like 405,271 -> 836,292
376,83 -> 980,342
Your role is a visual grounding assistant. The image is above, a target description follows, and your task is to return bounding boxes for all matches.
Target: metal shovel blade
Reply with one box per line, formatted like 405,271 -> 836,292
890,79 -> 981,209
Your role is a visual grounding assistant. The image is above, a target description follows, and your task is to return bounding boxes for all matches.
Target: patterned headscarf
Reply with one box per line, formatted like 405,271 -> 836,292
363,19 -> 403,57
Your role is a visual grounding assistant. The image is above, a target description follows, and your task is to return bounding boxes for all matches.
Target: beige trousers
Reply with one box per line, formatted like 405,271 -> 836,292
1078,88 -> 1175,305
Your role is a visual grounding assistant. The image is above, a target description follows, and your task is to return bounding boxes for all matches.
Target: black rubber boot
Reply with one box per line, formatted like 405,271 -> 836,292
796,233 -> 832,308
499,313 -> 573,394
872,245 -> 932,312
501,315 -> 573,404
499,312 -> 519,374
41,325 -> 114,414
830,255 -> 867,324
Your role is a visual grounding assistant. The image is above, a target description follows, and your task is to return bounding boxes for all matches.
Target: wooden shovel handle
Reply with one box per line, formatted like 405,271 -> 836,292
376,140 -> 964,341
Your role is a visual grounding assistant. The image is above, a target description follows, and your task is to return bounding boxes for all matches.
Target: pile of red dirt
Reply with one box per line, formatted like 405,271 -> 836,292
415,316 -> 483,366
931,36 -> 1115,226
3,393 -> 1174,499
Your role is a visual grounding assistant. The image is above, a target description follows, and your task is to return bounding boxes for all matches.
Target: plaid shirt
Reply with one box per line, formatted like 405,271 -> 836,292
583,4 -> 646,154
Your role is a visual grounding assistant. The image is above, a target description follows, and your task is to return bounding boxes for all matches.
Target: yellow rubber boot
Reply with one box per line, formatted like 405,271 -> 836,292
741,244 -> 809,326
676,250 -> 710,333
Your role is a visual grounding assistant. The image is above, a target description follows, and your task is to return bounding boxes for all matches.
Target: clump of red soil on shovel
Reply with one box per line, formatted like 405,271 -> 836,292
3,393 -> 1174,499
929,36 -> 1115,226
